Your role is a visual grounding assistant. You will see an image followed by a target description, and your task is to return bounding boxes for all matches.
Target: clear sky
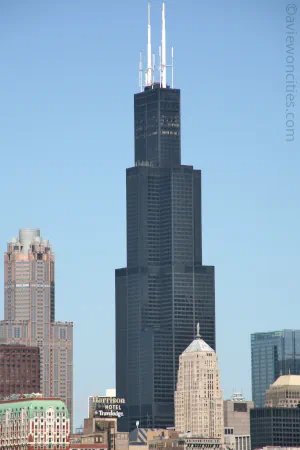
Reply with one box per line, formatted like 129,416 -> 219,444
0,0 -> 299,428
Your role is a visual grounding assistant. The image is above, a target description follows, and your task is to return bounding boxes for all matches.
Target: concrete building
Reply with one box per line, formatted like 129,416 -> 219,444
264,375 -> 300,407
223,393 -> 254,450
129,429 -> 224,450
250,376 -> 300,449
175,324 -> 223,441
0,344 -> 40,397
251,330 -> 300,407
129,428 -> 181,450
76,394 -> 129,450
0,393 -> 70,449
0,229 -> 74,424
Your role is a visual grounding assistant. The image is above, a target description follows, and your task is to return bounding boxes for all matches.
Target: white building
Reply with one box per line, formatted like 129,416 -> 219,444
175,324 -> 224,441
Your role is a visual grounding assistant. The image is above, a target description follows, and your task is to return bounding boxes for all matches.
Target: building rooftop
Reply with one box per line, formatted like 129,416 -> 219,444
0,395 -> 69,419
272,375 -> 300,387
183,324 -> 214,354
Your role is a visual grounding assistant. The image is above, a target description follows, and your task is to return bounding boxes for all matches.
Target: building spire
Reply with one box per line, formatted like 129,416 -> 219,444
146,1 -> 152,86
196,323 -> 201,338
161,0 -> 167,88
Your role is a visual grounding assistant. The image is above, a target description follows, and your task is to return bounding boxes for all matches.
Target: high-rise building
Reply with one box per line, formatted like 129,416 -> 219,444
115,2 -> 215,431
0,344 -> 40,397
174,324 -> 223,440
251,330 -> 300,407
250,376 -> 300,449
0,229 -> 73,424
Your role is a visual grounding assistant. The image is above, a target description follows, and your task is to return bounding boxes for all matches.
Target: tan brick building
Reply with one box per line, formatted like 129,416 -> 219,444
175,324 -> 223,441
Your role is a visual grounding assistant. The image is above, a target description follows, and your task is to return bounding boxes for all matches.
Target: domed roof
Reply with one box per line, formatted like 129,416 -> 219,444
272,375 -> 300,387
183,323 -> 214,354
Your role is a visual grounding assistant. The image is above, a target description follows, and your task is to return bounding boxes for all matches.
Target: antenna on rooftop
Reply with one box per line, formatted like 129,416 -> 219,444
161,1 -> 167,88
171,47 -> 174,88
139,51 -> 143,92
146,1 -> 152,86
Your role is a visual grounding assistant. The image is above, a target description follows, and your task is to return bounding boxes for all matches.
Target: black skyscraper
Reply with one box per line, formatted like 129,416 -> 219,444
115,4 -> 215,431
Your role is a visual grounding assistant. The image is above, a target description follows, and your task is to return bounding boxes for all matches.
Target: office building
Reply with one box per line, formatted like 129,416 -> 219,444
0,228 -> 74,424
223,393 -> 254,450
175,324 -> 223,440
250,375 -> 300,449
115,2 -> 215,431
0,344 -> 40,397
0,393 -> 70,449
251,330 -> 300,407
250,408 -> 300,449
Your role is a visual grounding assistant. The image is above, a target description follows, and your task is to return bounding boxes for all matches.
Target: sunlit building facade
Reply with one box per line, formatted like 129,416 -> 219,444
0,229 -> 73,425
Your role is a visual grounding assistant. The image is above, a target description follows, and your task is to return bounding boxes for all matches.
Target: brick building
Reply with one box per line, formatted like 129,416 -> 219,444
0,344 -> 40,397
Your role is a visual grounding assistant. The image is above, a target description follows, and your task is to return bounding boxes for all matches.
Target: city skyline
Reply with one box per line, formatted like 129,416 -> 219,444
0,0 -> 299,429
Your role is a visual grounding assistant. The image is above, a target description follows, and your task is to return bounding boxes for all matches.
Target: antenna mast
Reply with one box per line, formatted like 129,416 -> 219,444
161,1 -> 167,88
171,47 -> 174,88
139,51 -> 143,92
146,1 -> 152,86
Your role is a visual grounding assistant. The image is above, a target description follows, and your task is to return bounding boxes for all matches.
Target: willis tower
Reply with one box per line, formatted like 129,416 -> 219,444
116,1 -> 215,431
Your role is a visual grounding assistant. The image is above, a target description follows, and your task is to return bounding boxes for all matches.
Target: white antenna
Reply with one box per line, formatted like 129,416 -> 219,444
159,46 -> 162,87
171,47 -> 174,88
146,1 -> 152,86
139,51 -> 143,92
161,1 -> 167,88
152,52 -> 155,83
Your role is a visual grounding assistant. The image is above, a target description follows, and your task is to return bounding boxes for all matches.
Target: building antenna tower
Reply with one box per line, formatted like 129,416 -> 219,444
171,46 -> 174,88
146,1 -> 152,86
161,1 -> 167,88
139,51 -> 143,92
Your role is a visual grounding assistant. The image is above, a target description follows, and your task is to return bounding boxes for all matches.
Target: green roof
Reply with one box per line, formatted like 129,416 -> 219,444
0,399 -> 69,419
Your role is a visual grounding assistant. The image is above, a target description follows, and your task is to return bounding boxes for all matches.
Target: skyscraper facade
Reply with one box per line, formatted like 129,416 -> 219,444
0,229 -> 73,424
174,325 -> 223,439
251,329 -> 300,407
115,3 -> 215,431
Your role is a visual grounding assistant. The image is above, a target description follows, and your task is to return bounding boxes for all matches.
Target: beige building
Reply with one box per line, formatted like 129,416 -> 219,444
79,392 -> 129,450
223,393 -> 254,450
0,229 -> 73,425
175,324 -> 224,441
264,375 -> 300,408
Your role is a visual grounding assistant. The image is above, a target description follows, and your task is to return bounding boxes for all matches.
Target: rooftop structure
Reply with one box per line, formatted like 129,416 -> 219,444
264,375 -> 300,408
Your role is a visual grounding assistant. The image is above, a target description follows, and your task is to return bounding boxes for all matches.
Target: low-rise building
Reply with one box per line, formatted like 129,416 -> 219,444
223,393 -> 254,450
0,393 -> 69,449
76,393 -> 129,450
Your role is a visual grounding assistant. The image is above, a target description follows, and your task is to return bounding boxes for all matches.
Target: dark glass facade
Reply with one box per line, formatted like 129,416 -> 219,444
250,407 -> 300,449
116,83 -> 215,431
251,330 -> 300,407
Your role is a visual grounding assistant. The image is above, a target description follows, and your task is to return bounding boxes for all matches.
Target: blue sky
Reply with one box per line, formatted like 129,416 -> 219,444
0,0 -> 299,428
